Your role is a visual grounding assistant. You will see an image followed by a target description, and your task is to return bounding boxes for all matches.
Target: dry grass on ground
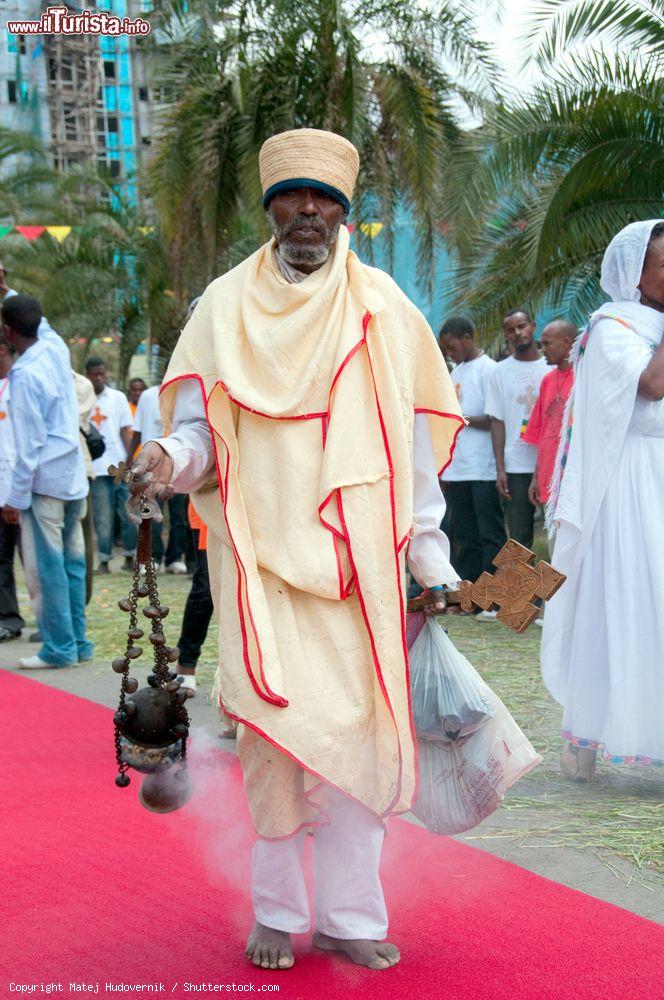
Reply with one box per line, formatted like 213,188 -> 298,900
442,614 -> 664,887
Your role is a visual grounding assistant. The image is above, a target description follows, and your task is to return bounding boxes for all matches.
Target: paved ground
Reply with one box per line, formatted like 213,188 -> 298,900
3,627 -> 662,924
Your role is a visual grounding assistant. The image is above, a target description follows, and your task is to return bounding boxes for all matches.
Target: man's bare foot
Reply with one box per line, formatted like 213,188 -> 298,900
560,742 -> 596,782
313,931 -> 400,970
245,921 -> 294,970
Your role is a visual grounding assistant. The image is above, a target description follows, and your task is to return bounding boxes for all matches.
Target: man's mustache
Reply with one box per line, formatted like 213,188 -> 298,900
284,216 -> 327,236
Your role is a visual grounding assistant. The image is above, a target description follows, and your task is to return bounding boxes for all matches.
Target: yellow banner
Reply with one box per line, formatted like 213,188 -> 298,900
358,222 -> 384,238
46,226 -> 72,242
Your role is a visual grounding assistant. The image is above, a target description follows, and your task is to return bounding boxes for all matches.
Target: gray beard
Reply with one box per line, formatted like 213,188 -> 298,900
267,207 -> 341,267
278,238 -> 332,267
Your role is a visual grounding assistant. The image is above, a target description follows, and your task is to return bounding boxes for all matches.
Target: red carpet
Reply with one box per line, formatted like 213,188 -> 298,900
2,670 -> 662,1000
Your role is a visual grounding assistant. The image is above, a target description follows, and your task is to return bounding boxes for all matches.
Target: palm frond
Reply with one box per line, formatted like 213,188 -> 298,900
0,127 -> 47,162
443,56 -> 663,331
145,0 -> 499,303
523,0 -> 664,67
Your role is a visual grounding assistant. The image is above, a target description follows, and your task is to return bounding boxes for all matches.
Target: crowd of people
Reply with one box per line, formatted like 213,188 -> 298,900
0,126 -> 662,973
0,277 -> 211,691
437,308 -> 576,621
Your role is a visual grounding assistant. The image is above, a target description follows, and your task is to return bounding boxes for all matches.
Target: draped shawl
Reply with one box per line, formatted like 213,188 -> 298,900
542,219 -> 664,705
160,227 -> 463,836
542,300 -> 664,704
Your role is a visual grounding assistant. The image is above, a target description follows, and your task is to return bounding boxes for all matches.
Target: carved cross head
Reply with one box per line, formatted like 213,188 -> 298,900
457,539 -> 565,632
108,461 -> 134,486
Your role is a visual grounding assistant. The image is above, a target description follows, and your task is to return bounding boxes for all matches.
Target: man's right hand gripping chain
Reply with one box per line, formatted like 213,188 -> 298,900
126,441 -> 176,524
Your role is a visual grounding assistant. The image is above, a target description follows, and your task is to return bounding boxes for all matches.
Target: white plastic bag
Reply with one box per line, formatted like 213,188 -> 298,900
412,683 -> 542,835
409,617 -> 494,741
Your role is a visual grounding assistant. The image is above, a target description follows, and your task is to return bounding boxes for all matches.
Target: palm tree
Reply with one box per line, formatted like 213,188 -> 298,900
443,54 -> 663,329
0,128 -> 56,222
4,170 -> 180,382
525,0 -> 664,66
146,0 -> 501,300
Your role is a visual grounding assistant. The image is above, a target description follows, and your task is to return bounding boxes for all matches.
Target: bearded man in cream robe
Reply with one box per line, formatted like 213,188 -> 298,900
131,129 -> 463,972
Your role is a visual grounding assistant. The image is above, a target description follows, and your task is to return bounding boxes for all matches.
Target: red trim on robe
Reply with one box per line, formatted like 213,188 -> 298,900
159,314 -> 462,831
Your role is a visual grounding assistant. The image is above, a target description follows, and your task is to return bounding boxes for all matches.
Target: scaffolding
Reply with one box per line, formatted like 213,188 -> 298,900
44,31 -> 104,171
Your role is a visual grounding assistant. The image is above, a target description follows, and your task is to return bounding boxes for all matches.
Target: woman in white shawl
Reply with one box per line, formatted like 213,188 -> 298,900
543,219 -> 664,781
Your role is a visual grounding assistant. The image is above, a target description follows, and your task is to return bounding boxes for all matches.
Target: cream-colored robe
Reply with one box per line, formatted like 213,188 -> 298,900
160,228 -> 463,837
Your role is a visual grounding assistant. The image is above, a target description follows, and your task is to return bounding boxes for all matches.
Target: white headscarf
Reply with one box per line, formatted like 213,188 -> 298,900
600,219 -> 662,303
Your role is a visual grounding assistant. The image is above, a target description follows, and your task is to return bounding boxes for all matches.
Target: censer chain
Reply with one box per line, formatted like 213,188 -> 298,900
112,483 -> 190,787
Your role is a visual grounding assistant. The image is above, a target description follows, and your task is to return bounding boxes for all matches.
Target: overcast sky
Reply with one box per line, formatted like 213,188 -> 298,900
483,0 -> 542,92
488,0 -> 622,91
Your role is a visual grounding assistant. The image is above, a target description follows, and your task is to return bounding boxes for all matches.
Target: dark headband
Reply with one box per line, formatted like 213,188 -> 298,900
263,178 -> 350,214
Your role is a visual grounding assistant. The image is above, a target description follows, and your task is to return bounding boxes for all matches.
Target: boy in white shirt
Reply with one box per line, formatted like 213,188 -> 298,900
128,385 -> 190,574
440,316 -> 506,582
484,309 -> 550,548
85,357 -> 136,573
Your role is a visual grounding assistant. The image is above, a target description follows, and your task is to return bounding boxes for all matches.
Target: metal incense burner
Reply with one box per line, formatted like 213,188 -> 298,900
109,462 -> 194,813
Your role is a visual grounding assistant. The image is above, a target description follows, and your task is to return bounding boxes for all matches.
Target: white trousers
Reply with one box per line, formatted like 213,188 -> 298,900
252,787 -> 388,940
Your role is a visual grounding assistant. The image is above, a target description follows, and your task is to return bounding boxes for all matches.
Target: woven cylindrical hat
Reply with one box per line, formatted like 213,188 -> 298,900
260,128 -> 360,213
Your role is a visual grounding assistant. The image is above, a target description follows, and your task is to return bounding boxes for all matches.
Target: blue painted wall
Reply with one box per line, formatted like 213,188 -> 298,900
349,216 -> 453,334
350,215 -> 573,343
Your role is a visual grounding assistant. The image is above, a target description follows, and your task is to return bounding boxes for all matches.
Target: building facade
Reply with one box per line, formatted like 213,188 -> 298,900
1,0 -> 155,199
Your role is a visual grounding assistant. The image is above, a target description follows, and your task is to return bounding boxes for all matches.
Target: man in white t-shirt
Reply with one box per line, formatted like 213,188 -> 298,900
484,309 -> 550,548
130,384 -> 163,448
440,316 -> 507,582
128,385 -> 189,574
2,295 -> 91,668
1,272 -> 94,636
85,357 -> 136,573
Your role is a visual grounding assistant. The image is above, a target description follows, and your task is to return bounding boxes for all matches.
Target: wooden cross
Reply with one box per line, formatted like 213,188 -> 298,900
108,461 -> 134,485
407,539 -> 566,633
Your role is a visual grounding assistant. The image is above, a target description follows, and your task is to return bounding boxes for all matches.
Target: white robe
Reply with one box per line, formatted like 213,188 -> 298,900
542,301 -> 664,764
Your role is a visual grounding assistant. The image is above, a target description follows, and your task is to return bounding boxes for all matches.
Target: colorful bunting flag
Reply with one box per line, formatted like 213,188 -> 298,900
15,225 -> 46,241
46,226 -> 72,242
358,222 -> 384,238
0,221 -> 396,244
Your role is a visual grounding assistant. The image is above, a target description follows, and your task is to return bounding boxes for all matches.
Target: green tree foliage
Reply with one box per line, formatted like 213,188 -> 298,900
147,0 -> 499,299
0,127 -> 55,221
525,0 -> 664,66
445,53 -> 663,329
2,166 -> 179,382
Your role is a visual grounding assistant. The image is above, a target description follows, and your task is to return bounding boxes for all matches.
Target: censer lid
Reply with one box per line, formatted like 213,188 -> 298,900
119,686 -> 177,748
